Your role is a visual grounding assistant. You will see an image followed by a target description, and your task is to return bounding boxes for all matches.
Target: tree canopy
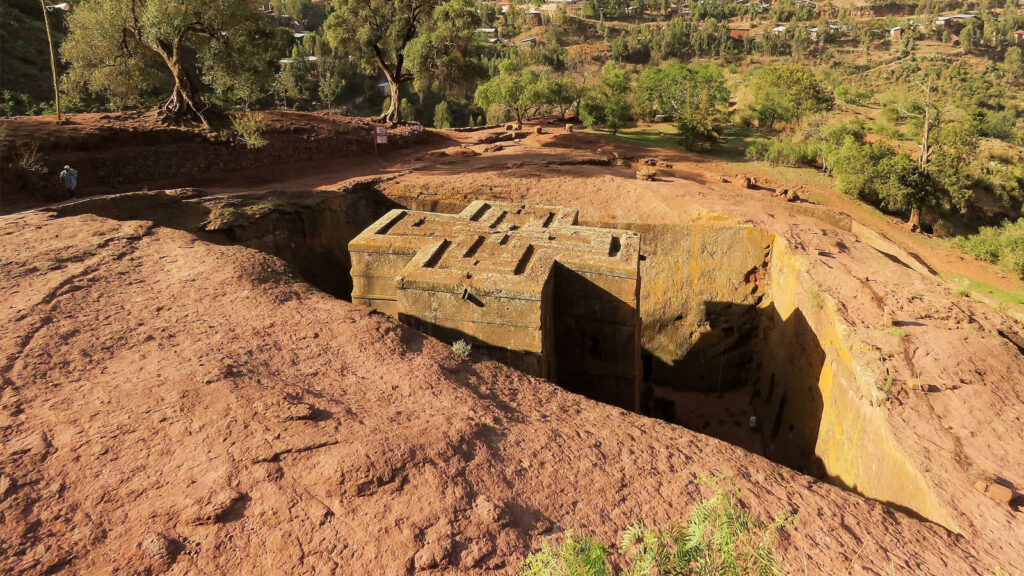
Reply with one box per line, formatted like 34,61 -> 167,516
324,0 -> 478,123
62,0 -> 279,125
746,65 -> 833,131
474,60 -> 544,127
579,60 -> 630,134
636,62 -> 730,151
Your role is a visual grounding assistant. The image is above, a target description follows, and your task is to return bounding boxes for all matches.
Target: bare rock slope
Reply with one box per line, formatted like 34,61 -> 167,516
0,208 -> 1016,575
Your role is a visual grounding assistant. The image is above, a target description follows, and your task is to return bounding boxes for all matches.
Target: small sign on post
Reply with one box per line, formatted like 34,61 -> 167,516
373,125 -> 388,156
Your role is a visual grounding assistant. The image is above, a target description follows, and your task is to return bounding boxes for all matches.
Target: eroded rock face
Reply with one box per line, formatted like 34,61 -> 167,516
1,207 -> 1020,576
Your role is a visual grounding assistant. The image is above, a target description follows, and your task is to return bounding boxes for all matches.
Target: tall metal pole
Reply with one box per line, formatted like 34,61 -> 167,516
40,0 -> 62,122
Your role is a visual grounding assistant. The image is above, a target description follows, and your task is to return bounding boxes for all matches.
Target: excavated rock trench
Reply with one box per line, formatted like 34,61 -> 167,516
52,184 -> 951,530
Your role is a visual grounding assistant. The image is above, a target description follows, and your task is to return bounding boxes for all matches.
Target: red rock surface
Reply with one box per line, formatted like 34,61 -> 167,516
0,209 -> 1015,575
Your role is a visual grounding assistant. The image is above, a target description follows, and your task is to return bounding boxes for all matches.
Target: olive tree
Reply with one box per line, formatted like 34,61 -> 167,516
324,0 -> 479,123
62,0 -> 279,125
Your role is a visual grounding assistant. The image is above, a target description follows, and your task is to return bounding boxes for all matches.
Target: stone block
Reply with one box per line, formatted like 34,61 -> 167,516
986,482 -> 1014,504
349,201 -> 642,409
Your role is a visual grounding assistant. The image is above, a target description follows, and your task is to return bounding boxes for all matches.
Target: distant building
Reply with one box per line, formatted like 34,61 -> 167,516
889,26 -> 904,40
1014,30 -> 1024,44
935,13 -> 976,31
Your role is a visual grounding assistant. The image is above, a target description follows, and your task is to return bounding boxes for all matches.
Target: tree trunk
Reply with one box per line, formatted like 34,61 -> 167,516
374,47 -> 404,124
911,107 -> 930,233
918,110 -> 930,172
156,43 -> 208,127
384,77 -> 401,124
908,205 -> 921,230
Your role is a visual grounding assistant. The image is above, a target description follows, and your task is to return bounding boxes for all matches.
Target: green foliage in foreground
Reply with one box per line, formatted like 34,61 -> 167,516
962,219 -> 1024,279
452,339 -> 472,358
519,486 -> 789,576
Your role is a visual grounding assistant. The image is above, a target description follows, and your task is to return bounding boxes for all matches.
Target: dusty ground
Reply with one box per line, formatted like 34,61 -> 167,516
2,118 -> 1024,575
0,110 -> 435,214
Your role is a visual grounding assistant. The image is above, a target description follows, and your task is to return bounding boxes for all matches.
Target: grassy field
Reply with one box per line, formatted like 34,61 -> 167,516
583,122 -> 683,149
943,274 -> 1024,310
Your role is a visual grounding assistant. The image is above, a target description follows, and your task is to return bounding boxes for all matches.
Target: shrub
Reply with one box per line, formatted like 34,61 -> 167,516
519,485 -> 789,576
14,143 -> 48,174
519,532 -> 611,576
961,219 -> 1024,279
232,111 -> 268,149
433,101 -> 453,129
932,219 -> 955,238
744,135 -> 818,167
1,91 -> 54,116
834,84 -> 871,106
400,98 -> 417,123
452,339 -> 472,358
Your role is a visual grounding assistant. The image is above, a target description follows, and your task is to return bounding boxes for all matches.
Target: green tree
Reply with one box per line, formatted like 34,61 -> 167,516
404,0 -> 484,99
1003,46 -> 1024,86
536,74 -> 583,119
960,19 -> 981,53
876,152 -> 937,219
636,62 -> 730,151
324,0 -> 477,123
579,60 -> 631,134
272,0 -> 330,30
62,0 -> 278,125
433,100 -> 453,128
474,60 -> 544,127
318,70 -> 344,111
832,138 -> 892,202
930,121 -> 979,213
747,65 -> 833,131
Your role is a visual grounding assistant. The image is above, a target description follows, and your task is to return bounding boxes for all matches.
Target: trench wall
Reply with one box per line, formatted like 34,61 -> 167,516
608,219 -> 773,394
596,218 -> 956,530
761,240 -> 958,531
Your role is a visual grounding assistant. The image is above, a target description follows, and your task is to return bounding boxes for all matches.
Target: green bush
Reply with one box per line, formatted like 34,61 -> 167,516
433,101 -> 453,129
962,219 -> 1024,279
834,84 -> 871,106
1,91 -> 54,117
452,339 -> 472,358
744,135 -> 819,167
932,219 -> 955,238
519,485 -> 789,576
232,111 -> 268,149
